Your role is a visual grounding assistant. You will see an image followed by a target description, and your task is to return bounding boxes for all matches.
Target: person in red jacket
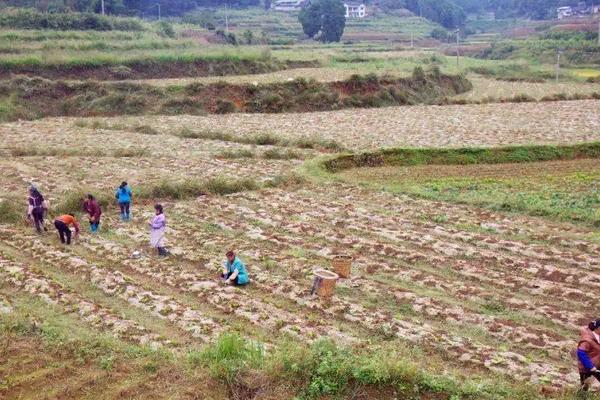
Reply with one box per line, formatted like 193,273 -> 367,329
577,319 -> 600,391
83,194 -> 102,233
53,214 -> 80,245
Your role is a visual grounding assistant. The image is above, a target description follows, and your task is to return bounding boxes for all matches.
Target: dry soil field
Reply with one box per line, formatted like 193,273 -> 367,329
1,91 -> 600,398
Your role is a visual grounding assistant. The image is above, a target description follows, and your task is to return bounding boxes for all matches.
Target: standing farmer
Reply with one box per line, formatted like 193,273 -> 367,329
27,186 -> 48,233
221,251 -> 249,286
149,204 -> 167,256
115,181 -> 132,221
577,319 -> 600,391
83,194 -> 102,233
53,214 -> 80,245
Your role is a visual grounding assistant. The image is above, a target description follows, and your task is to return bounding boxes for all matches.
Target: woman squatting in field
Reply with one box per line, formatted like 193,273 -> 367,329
577,318 -> 600,391
221,250 -> 249,286
150,204 -> 168,256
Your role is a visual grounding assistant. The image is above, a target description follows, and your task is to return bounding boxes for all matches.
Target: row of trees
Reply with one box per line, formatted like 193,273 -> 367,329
0,0 -> 259,16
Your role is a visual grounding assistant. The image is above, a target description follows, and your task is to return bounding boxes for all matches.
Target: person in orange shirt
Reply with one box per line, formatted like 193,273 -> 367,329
53,214 -> 80,245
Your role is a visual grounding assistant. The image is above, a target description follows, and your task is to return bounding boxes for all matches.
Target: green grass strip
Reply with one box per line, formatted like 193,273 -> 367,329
323,142 -> 600,172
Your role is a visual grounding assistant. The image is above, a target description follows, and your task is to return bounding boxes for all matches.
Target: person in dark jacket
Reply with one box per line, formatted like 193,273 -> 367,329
83,194 -> 102,233
27,186 -> 47,233
577,319 -> 600,391
115,181 -> 132,221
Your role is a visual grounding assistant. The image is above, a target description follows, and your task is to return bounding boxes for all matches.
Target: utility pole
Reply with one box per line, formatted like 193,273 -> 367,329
157,3 -> 161,20
410,32 -> 414,48
455,29 -> 460,68
555,49 -> 563,83
225,4 -> 229,33
101,0 -> 105,15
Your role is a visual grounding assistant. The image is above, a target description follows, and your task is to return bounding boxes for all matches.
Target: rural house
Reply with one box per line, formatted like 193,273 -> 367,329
344,2 -> 367,18
272,0 -> 307,11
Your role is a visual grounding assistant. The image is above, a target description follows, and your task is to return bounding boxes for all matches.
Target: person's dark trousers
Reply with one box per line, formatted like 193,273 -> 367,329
119,202 -> 130,220
54,220 -> 71,244
32,208 -> 44,233
222,272 -> 241,285
580,370 -> 600,390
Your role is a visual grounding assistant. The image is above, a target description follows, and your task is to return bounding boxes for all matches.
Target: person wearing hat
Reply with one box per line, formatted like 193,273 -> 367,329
221,251 -> 249,286
577,318 -> 600,391
27,186 -> 48,233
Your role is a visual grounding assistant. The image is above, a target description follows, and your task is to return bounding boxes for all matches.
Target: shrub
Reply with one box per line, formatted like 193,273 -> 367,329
156,21 -> 175,38
215,99 -> 236,114
412,66 -> 426,81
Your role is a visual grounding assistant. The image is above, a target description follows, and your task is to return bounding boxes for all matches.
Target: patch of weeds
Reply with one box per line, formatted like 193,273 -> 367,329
252,133 -> 280,146
482,297 -> 506,314
99,355 -> 115,371
188,333 -> 264,384
217,149 -> 256,159
133,125 -> 159,135
205,176 -> 258,195
432,214 -> 448,224
262,148 -> 303,160
0,198 -> 22,223
112,147 -> 148,157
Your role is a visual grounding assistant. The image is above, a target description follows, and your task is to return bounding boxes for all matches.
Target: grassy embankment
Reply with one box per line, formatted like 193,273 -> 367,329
0,69 -> 472,121
307,143 -> 600,226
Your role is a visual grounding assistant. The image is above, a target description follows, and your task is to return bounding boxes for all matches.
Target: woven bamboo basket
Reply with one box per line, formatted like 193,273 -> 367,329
332,255 -> 352,278
314,269 -> 339,297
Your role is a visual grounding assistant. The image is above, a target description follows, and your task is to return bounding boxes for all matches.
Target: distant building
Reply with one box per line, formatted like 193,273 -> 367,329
344,2 -> 366,18
557,2 -> 598,19
557,6 -> 572,19
272,0 -> 306,11
273,0 -> 367,18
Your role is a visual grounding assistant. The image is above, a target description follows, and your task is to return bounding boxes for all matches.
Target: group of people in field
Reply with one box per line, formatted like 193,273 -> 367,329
26,183 -> 249,286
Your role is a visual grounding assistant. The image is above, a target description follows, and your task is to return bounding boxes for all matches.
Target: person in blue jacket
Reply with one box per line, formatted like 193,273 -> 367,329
115,181 -> 133,221
221,250 -> 249,286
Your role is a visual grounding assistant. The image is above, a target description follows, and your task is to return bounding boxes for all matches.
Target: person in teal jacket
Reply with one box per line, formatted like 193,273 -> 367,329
222,251 -> 249,286
115,181 -> 133,221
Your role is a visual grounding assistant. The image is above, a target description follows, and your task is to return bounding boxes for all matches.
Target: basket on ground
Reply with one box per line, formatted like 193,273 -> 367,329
332,255 -> 352,278
314,269 -> 339,297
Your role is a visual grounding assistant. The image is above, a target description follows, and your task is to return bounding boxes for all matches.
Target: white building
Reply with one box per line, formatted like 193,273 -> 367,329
557,6 -> 572,19
344,2 -> 366,18
272,0 -> 306,11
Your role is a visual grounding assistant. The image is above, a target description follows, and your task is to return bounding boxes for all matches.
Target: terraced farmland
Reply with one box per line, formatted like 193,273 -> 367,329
1,97 -> 600,398
2,22 -> 600,400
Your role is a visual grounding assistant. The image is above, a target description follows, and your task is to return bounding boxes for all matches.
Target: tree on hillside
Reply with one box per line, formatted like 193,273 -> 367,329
299,1 -> 322,37
298,0 -> 345,42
